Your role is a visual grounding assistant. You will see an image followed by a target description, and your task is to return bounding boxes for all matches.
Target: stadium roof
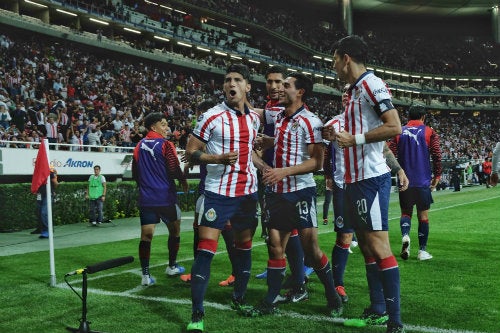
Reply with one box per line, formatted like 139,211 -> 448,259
309,0 -> 498,17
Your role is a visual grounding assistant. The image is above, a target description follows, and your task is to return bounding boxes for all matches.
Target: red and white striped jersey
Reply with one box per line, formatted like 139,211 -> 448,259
343,71 -> 392,183
324,114 -> 345,188
272,106 -> 323,193
193,102 -> 261,197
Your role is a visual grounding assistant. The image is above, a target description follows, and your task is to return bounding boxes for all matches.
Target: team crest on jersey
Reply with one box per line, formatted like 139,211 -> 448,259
205,208 -> 217,222
335,216 -> 344,229
291,122 -> 299,131
354,89 -> 361,99
253,120 -> 259,130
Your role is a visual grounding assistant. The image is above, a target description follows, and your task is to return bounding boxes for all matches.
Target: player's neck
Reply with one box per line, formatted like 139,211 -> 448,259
284,101 -> 304,116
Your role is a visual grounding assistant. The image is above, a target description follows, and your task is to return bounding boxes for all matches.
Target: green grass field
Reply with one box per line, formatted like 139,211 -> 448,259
1,186 -> 499,333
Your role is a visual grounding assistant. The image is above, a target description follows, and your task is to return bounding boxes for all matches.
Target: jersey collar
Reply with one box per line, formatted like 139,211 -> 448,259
223,101 -> 250,116
348,71 -> 373,92
146,131 -> 164,139
284,105 -> 306,119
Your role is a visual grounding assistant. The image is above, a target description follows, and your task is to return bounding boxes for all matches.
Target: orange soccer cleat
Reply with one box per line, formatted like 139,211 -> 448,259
218,274 -> 235,287
180,273 -> 191,283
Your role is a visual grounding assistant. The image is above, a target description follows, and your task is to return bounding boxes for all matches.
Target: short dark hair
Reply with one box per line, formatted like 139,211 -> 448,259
144,112 -> 166,130
408,105 -> 427,120
226,63 -> 250,81
333,35 -> 368,65
197,100 -> 216,113
288,72 -> 313,102
265,65 -> 287,80
94,165 -> 101,170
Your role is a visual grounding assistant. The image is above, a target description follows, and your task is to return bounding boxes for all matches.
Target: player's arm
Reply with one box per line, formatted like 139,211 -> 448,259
262,143 -> 324,186
163,140 -> 187,181
429,129 -> 443,188
337,108 -> 401,147
383,143 -> 408,192
254,133 -> 274,151
252,151 -> 271,173
253,107 -> 264,121
186,134 -> 238,166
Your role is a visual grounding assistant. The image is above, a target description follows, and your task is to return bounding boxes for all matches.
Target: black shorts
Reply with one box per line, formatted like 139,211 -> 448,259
398,187 -> 433,211
266,187 -> 317,231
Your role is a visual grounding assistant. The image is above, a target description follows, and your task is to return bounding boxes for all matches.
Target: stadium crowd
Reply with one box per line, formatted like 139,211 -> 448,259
0,29 -> 498,168
56,0 -> 499,77
121,0 -> 500,76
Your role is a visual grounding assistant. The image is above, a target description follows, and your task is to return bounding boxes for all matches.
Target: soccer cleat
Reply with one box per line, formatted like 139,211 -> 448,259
255,270 -> 267,279
417,250 -> 433,261
304,266 -> 314,277
400,235 -> 410,260
272,294 -> 288,304
335,285 -> 349,303
180,273 -> 191,283
91,221 -> 97,226
240,300 -> 279,317
219,274 -> 235,287
39,231 -> 49,239
361,307 -> 389,325
166,264 -> 186,276
186,311 -> 204,333
386,321 -> 405,333
231,296 -> 252,312
328,304 -> 343,318
284,285 -> 309,303
323,218 -> 328,225
141,274 -> 156,286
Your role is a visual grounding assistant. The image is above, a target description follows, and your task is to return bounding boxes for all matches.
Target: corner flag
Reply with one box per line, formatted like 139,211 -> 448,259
31,139 -> 57,286
31,140 -> 50,194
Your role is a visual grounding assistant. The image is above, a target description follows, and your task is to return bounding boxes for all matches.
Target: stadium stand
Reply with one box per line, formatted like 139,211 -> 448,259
0,0 -> 498,180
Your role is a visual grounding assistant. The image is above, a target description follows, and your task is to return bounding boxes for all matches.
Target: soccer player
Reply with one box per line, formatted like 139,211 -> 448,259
185,64 -> 265,333
389,105 -> 442,261
242,72 -> 343,318
491,142 -> 500,186
179,100 -> 236,287
132,112 -> 188,286
482,157 -> 493,188
324,115 -> 408,308
328,35 -> 404,333
254,65 -> 313,302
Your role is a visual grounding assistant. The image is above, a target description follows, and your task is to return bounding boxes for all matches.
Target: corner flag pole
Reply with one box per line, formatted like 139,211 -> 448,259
44,139 -> 56,287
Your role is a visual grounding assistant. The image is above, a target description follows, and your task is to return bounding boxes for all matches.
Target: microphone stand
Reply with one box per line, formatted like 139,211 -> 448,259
66,270 -> 103,333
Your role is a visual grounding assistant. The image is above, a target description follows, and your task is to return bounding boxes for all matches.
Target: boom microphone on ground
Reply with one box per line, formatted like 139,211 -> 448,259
86,256 -> 134,274
65,268 -> 86,276
65,256 -> 134,277
65,256 -> 134,333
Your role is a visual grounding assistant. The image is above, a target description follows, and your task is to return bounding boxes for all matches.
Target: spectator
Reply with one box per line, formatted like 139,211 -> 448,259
85,165 -> 107,226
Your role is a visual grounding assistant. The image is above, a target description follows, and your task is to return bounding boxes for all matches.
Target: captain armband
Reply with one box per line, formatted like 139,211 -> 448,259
191,150 -> 204,164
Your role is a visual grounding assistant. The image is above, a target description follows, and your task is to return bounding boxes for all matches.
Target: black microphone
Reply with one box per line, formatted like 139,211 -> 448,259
85,256 -> 134,274
65,268 -> 86,276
